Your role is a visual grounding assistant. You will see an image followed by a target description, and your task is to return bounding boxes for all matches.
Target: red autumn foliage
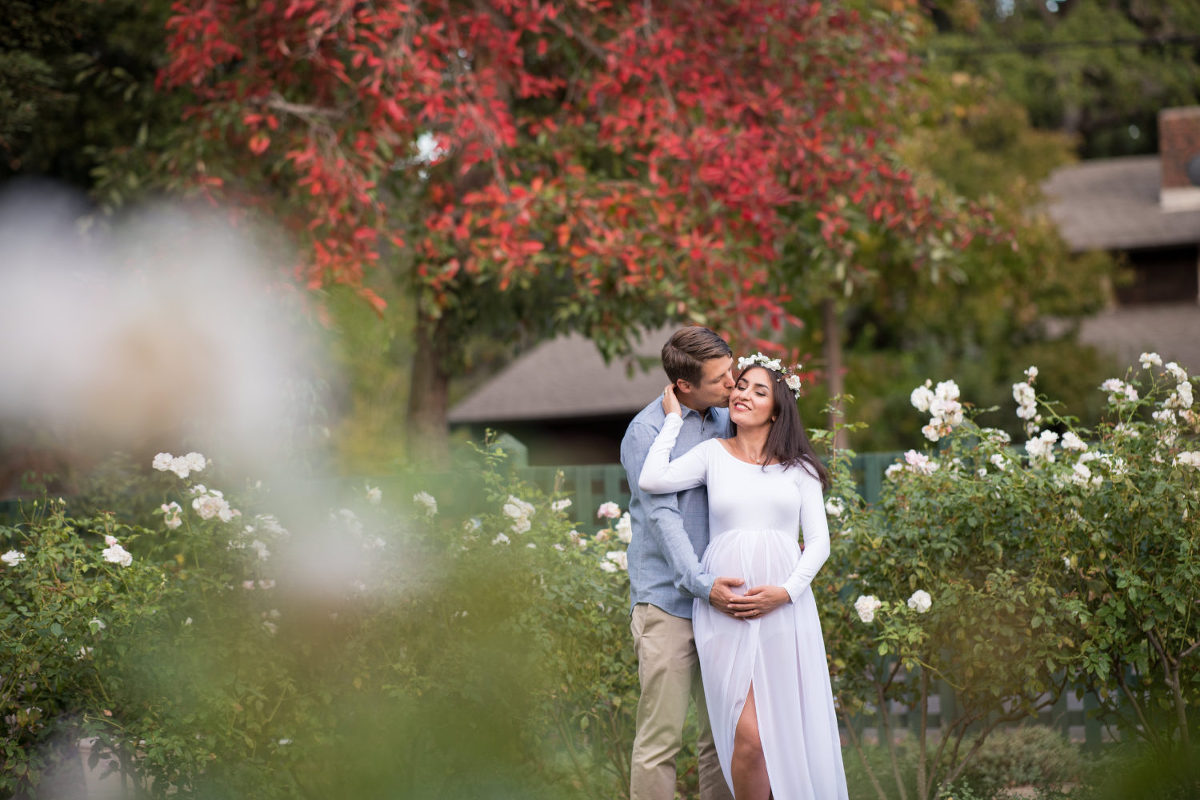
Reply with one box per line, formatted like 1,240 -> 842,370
160,0 -> 991,446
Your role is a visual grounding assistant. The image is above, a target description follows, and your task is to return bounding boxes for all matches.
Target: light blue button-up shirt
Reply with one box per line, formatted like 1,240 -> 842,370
620,396 -> 730,618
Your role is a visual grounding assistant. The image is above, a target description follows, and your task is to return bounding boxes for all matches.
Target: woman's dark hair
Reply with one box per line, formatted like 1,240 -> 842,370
729,365 -> 830,491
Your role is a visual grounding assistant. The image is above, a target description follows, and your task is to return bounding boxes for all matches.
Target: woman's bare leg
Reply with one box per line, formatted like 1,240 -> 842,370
731,684 -> 770,800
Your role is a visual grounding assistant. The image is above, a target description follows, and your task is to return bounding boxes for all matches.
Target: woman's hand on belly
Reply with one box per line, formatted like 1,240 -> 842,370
727,585 -> 790,619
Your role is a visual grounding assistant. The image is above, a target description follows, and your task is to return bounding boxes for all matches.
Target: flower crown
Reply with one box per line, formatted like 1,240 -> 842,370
736,352 -> 803,398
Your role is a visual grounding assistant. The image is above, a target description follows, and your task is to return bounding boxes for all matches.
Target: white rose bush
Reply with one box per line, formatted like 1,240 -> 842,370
0,435 -> 645,798
819,356 -> 1200,800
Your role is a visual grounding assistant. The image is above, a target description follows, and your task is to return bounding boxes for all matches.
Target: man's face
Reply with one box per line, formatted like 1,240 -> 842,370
677,356 -> 734,410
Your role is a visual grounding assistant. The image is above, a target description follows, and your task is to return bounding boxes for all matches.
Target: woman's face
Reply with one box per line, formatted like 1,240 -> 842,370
729,366 -> 775,429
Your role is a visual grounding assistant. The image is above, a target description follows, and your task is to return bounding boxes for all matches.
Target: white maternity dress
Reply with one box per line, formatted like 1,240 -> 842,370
639,413 -> 848,800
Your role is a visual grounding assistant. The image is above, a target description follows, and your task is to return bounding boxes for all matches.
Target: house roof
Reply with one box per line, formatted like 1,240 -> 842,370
1043,156 -> 1200,252
1077,302 -> 1200,373
448,330 -> 671,424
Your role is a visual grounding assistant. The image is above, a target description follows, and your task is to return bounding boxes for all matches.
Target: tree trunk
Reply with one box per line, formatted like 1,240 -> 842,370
406,309 -> 451,468
822,298 -> 847,450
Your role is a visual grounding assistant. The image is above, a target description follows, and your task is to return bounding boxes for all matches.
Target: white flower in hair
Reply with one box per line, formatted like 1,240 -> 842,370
736,352 -> 803,398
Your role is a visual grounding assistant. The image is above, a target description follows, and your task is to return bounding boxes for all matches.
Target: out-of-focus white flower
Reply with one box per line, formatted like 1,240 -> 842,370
1070,463 -> 1093,486
1113,423 -> 1140,438
1025,430 -> 1059,463
152,452 -> 174,471
161,501 -> 183,530
492,532 -> 510,545
910,380 -> 934,413
258,579 -> 275,590
553,543 -> 565,551
1,550 -> 25,567
503,495 -> 534,518
89,618 -> 106,632
1165,381 -> 1194,410
915,380 -> 963,441
249,540 -> 270,561
242,580 -> 256,590
785,374 -> 802,394
551,498 -> 572,513
885,464 -> 903,481
1013,381 -> 1037,422
503,495 -> 535,533
1165,362 -> 1189,383
1024,366 -> 1038,382
854,595 -> 882,623
1175,452 -> 1200,469
1153,409 -> 1177,425
104,534 -> 118,546
604,550 -> 629,571
977,467 -> 988,478
183,452 -> 207,472
463,517 -> 482,533
615,512 -> 633,544
567,530 -> 586,549
1061,432 -> 1087,451
76,646 -> 93,660
825,497 -> 845,518
193,492 -> 235,523
982,428 -> 1011,444
413,491 -> 437,516
277,738 -> 292,746
596,501 -> 621,520
907,589 -> 932,613
365,485 -> 382,505
903,450 -> 938,476
1140,352 -> 1163,369
102,543 -> 132,567
1100,378 -> 1139,404
262,620 -> 278,636
989,453 -> 1009,472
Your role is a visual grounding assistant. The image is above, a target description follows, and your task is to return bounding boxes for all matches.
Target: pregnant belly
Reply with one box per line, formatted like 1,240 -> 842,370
701,528 -> 801,588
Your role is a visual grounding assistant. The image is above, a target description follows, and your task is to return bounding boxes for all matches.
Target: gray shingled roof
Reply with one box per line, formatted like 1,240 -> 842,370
1076,302 -> 1200,374
448,330 -> 671,423
1043,156 -> 1200,252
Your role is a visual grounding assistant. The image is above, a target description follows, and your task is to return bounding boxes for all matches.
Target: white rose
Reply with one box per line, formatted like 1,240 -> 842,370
910,382 -> 934,413
825,497 -> 845,518
183,452 -> 207,472
1061,432 -> 1087,451
492,532 -> 511,545
605,550 -> 629,571
152,452 -> 174,471
413,491 -> 437,515
615,512 -> 633,544
785,374 -> 802,394
596,501 -> 621,520
551,498 -> 572,512
1,550 -> 25,567
1139,352 -> 1162,369
102,543 -> 133,567
907,589 -> 932,614
854,595 -> 882,624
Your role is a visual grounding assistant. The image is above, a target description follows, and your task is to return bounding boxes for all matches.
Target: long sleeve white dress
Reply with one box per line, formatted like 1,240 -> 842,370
639,413 -> 848,800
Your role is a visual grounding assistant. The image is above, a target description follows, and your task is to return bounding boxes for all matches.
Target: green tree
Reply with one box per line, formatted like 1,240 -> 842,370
925,0 -> 1200,158
0,0 -> 178,195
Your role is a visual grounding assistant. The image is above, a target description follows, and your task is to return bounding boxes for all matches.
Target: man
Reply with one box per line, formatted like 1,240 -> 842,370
620,326 -> 742,800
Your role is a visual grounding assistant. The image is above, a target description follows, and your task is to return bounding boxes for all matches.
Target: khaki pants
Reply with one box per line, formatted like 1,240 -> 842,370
630,603 -> 733,800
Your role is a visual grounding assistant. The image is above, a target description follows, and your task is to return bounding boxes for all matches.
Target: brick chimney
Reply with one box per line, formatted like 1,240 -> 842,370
1159,106 -> 1200,212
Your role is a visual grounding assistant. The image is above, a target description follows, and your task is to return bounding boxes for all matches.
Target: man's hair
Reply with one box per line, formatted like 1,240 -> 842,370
661,326 -> 732,385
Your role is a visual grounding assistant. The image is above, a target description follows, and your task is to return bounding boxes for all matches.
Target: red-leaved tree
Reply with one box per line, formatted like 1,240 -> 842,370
160,0 -> 989,460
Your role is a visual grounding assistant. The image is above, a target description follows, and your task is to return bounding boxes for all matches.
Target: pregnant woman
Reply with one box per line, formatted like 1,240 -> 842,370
639,353 -> 848,800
